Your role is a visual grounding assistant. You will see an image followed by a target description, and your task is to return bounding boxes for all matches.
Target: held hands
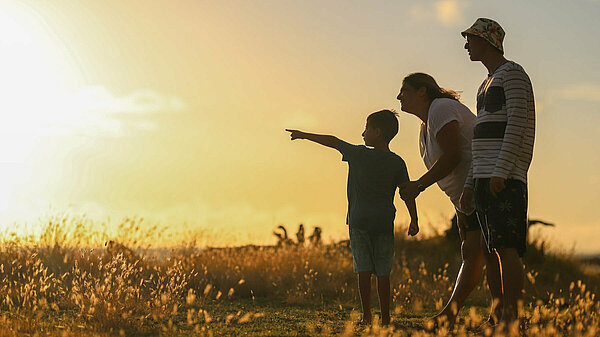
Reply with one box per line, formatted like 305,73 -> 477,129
408,219 -> 419,237
399,181 -> 420,201
285,129 -> 306,140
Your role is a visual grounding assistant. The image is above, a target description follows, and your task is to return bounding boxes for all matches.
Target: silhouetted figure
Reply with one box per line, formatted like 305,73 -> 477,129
308,227 -> 322,246
286,109 -> 418,326
296,224 -> 305,245
273,225 -> 294,246
461,17 -> 536,326
397,72 -> 483,329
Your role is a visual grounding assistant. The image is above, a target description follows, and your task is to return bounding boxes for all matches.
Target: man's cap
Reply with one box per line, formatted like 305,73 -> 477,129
461,18 -> 505,53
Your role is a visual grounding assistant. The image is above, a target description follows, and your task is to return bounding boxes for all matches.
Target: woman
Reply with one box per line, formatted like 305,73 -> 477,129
396,73 -> 501,327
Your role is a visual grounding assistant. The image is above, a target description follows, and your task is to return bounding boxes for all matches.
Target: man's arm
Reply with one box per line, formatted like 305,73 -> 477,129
285,129 -> 339,149
490,68 -> 532,197
400,121 -> 462,200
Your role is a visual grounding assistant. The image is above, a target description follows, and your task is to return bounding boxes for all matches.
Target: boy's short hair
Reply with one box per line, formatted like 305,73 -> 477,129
367,109 -> 399,143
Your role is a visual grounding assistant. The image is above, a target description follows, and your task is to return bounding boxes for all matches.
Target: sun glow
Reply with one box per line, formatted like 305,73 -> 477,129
0,3 -> 83,216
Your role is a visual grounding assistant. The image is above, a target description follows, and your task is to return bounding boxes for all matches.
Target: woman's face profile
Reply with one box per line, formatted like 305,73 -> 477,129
397,83 -> 418,113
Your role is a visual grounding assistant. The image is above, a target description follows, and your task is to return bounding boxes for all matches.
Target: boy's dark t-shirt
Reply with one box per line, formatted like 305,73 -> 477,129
338,140 -> 409,234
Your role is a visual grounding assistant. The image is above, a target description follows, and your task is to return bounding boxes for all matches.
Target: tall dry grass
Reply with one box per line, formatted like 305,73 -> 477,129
0,215 -> 598,336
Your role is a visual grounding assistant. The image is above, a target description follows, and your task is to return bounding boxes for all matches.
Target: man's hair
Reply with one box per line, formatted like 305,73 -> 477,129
403,72 -> 461,102
367,109 -> 399,143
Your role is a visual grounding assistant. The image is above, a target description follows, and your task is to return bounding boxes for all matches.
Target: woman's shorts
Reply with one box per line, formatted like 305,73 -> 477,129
460,210 -> 482,232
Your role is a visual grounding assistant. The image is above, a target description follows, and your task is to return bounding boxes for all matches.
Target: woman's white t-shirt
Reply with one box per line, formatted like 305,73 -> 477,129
420,98 -> 476,212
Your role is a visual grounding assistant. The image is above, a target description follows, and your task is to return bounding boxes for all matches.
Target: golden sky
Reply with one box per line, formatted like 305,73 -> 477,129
1,1 -> 599,252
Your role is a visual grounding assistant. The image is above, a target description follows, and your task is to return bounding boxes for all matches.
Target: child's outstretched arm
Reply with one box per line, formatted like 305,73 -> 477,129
286,129 -> 339,149
404,198 -> 419,236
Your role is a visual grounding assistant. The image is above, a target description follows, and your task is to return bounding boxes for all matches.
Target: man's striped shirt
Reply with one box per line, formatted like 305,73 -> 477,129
465,61 -> 535,188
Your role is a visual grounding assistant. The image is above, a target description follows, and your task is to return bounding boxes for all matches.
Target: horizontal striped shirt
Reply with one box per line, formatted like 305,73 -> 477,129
465,61 -> 535,188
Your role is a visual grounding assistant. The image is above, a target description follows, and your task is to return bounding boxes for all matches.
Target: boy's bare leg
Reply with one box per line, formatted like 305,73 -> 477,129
376,275 -> 391,325
358,272 -> 372,324
496,248 -> 523,325
433,218 -> 483,327
482,246 -> 503,324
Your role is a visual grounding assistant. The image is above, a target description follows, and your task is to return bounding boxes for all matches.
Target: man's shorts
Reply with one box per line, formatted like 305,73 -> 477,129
349,227 -> 394,276
474,178 -> 528,257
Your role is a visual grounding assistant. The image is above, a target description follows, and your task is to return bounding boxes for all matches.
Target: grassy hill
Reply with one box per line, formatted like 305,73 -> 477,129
0,218 -> 598,336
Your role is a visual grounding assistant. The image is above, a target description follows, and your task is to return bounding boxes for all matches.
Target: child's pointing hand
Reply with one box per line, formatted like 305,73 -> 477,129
285,129 -> 305,140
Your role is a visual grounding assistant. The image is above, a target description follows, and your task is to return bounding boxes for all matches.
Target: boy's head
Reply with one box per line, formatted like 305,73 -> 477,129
362,109 -> 399,146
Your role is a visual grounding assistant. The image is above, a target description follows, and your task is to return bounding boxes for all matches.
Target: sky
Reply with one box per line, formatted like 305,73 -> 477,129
0,0 -> 599,252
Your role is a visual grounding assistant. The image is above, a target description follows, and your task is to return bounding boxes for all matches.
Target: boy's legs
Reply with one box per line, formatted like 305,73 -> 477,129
376,275 -> 390,325
434,210 -> 483,326
358,272 -> 373,323
350,227 -> 394,325
350,227 -> 377,324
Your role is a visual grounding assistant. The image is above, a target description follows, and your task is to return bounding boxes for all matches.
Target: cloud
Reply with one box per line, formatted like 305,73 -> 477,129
71,86 -> 185,115
409,0 -> 468,27
435,0 -> 467,27
9,86 -> 185,138
559,84 -> 600,102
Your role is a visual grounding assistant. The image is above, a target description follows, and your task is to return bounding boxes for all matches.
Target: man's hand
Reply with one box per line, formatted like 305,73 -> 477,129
408,219 -> 419,236
285,129 -> 305,140
489,176 -> 506,198
399,181 -> 421,201
459,187 -> 475,214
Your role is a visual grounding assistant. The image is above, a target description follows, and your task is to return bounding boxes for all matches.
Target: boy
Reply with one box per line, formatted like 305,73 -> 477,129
286,109 -> 419,325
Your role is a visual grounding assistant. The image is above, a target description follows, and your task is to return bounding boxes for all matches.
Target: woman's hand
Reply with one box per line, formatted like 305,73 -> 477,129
459,187 -> 475,214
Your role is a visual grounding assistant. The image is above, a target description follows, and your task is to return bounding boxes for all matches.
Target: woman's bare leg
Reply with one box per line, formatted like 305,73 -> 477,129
433,211 -> 483,327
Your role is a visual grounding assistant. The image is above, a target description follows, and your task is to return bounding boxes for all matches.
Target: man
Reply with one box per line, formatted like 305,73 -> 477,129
459,18 -> 536,329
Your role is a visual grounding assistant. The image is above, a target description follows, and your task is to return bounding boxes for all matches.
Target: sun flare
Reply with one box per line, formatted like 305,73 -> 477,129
0,3 -> 83,221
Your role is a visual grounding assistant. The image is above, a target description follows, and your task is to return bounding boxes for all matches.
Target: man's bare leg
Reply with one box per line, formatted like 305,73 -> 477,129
376,275 -> 391,325
496,248 -> 523,325
358,272 -> 373,324
482,246 -> 504,324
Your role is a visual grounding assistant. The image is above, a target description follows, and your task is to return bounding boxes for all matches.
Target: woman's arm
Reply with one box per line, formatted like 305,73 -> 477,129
400,120 -> 462,200
418,120 -> 462,187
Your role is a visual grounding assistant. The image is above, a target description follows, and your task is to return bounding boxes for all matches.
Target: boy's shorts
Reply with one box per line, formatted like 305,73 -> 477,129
474,178 -> 528,257
349,227 -> 394,276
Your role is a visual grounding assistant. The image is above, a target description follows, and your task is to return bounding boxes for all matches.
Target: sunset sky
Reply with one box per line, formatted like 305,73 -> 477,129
1,1 -> 599,252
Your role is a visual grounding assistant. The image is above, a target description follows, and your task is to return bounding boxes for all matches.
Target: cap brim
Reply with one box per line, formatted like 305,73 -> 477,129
461,29 -> 475,38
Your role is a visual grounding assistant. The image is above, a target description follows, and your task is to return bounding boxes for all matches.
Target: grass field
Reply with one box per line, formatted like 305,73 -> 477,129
0,217 -> 598,336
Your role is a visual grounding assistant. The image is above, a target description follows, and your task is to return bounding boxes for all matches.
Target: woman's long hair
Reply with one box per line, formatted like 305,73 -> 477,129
402,72 -> 461,101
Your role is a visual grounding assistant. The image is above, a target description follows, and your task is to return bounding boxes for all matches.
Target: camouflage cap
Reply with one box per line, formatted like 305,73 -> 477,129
461,18 -> 505,53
